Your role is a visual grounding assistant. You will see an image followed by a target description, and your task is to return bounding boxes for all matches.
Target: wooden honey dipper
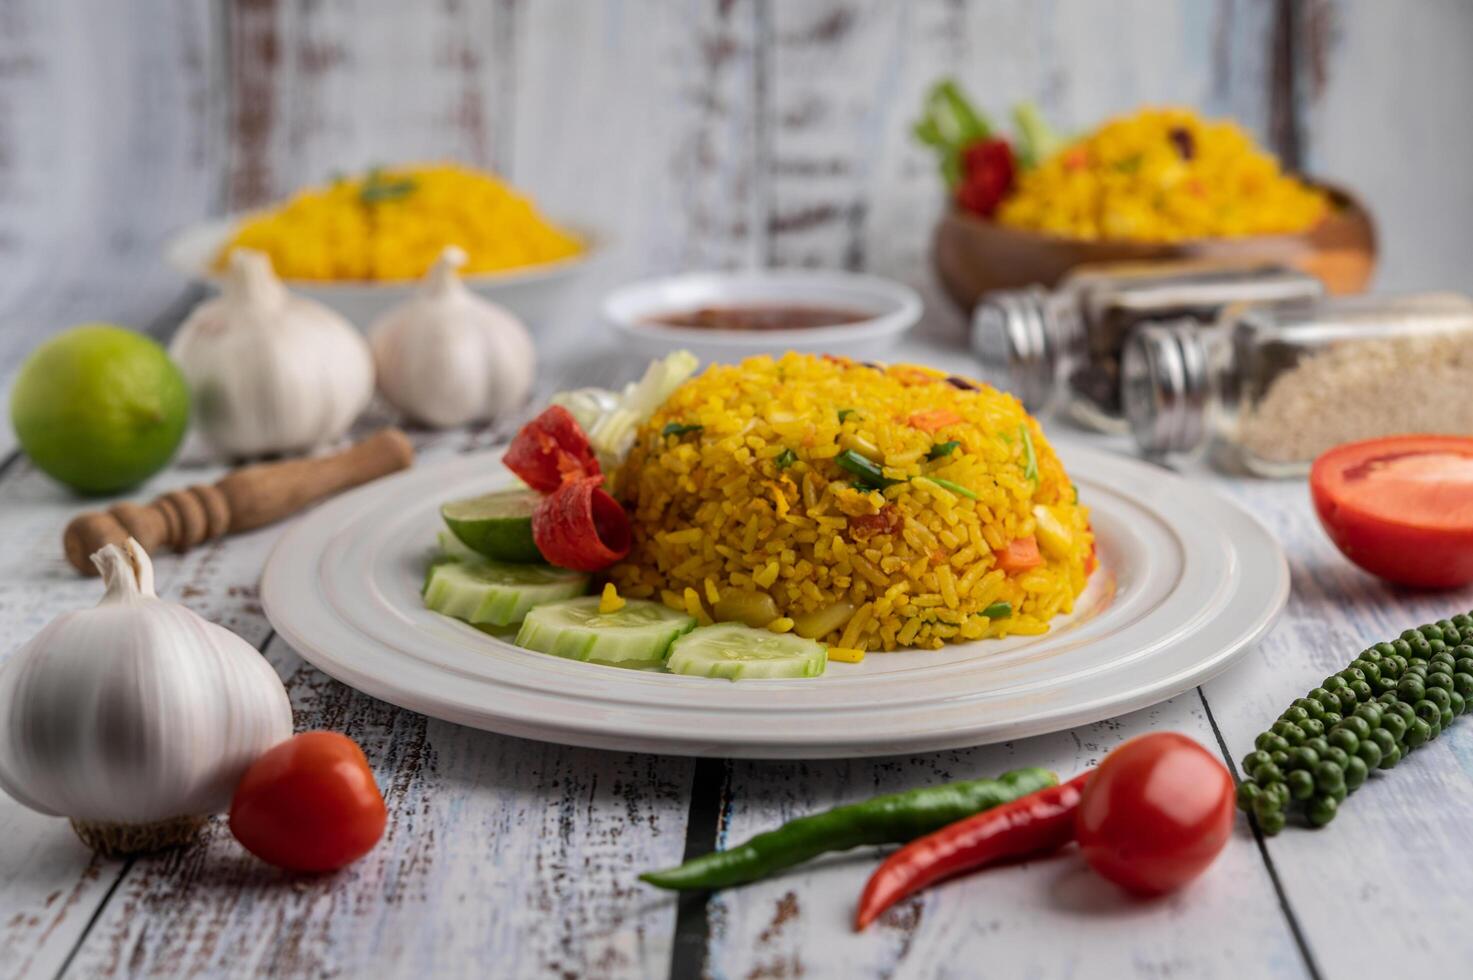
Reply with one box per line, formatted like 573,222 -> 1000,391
63,427 -> 415,575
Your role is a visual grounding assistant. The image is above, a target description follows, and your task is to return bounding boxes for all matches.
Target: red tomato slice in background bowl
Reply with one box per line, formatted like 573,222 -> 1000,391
1310,435 -> 1473,589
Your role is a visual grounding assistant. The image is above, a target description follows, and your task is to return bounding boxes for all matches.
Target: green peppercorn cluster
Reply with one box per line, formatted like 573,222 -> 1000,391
1237,612 -> 1473,834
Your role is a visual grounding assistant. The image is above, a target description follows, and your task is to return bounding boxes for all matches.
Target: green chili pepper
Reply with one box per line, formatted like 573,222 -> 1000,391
661,422 -> 704,439
1019,425 -> 1038,483
836,450 -> 901,489
838,409 -> 856,423
931,477 -> 978,500
639,767 -> 1056,891
775,448 -> 797,470
927,440 -> 960,460
982,602 -> 1012,619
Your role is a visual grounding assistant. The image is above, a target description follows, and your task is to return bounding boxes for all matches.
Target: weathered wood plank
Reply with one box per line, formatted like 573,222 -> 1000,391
1204,473 -> 1473,978
0,806 -> 113,980
0,0 -> 220,333
765,0 -> 1282,342
0,425 -> 695,979
1297,0 -> 1473,293
222,0 -> 768,367
56,635 -> 694,979
507,0 -> 766,362
223,0 -> 515,210
0,453 -> 282,980
701,692 -> 1310,980
3,3 -> 1473,977
0,0 -> 221,462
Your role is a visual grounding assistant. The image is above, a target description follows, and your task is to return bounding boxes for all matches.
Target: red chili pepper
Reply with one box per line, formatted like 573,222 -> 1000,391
531,475 -> 632,572
954,138 -> 1016,218
504,406 -> 601,492
854,771 -> 1090,930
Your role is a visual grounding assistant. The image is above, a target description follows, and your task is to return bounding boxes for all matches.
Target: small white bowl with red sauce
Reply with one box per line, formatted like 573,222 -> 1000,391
603,270 -> 924,363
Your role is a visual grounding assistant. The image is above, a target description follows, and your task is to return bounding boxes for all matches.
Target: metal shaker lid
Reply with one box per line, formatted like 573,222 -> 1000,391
1121,318 -> 1213,455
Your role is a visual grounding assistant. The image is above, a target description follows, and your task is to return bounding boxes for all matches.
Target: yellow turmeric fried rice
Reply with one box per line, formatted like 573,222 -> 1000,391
609,354 -> 1094,652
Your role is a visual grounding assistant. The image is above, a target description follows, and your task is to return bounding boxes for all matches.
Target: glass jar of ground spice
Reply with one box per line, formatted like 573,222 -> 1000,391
970,261 -> 1324,433
1122,292 -> 1473,476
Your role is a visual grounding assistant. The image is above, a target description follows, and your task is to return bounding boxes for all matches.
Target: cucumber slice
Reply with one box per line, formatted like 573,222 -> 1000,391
516,597 -> 696,668
424,559 -> 589,627
666,624 -> 828,680
442,488 -> 543,563
436,530 -> 482,563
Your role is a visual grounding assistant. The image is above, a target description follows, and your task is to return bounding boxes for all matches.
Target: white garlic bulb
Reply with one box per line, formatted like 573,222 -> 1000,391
171,249 -> 375,457
369,246 -> 536,428
0,539 -> 293,854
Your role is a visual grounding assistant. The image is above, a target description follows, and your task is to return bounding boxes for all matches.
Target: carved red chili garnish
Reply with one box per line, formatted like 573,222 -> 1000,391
504,406 -> 601,492
531,476 -> 632,572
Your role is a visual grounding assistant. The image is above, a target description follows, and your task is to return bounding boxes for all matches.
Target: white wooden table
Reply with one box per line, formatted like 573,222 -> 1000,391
5,3 -> 1473,974
2,307 -> 1472,979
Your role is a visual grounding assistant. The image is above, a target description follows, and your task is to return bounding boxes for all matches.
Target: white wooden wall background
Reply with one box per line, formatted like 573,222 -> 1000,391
1,1 -> 1473,978
3,0 -> 1472,370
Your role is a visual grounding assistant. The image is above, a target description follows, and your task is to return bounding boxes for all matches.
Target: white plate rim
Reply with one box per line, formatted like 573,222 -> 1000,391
261,443 -> 1287,758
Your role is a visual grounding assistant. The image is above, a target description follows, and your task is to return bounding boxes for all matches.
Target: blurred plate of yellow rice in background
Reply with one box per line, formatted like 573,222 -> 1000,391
166,163 -> 598,327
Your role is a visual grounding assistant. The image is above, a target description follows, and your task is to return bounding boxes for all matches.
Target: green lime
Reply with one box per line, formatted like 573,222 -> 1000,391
441,488 -> 543,562
9,323 -> 190,495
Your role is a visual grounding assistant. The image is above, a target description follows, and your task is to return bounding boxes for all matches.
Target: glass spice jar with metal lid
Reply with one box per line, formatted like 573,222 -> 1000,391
1122,291 -> 1473,477
969,261 -> 1325,433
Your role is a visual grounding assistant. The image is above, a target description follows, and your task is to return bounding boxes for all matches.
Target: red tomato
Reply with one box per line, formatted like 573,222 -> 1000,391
1076,733 -> 1234,896
1310,435 -> 1473,589
230,731 -> 387,873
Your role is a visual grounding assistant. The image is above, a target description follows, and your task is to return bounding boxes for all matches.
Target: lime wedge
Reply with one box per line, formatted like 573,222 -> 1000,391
441,488 -> 543,563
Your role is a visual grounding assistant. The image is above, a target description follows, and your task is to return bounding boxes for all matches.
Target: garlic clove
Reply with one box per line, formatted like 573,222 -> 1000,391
0,539 -> 294,855
222,247 -> 287,310
369,245 -> 537,429
172,250 -> 375,458
425,244 -> 470,299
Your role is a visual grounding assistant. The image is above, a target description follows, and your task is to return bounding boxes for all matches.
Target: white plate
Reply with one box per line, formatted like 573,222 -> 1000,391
603,270 -> 923,363
165,215 -> 599,328
261,443 -> 1287,758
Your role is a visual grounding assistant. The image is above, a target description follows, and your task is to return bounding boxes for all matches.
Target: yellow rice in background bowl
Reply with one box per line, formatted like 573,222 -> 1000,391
997,107 -> 1328,242
610,354 -> 1094,652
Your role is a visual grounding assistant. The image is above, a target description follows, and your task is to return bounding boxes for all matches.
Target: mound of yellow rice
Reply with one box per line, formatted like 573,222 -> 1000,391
609,354 -> 1093,652
218,163 -> 583,281
997,107 -> 1327,242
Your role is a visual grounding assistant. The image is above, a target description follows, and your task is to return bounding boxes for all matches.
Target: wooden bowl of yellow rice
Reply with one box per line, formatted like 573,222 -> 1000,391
935,180 -> 1376,312
936,179 -> 1372,309
928,107 -> 1375,309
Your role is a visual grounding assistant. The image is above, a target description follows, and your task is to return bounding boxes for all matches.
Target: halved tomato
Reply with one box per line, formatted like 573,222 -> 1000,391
1310,435 -> 1473,589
